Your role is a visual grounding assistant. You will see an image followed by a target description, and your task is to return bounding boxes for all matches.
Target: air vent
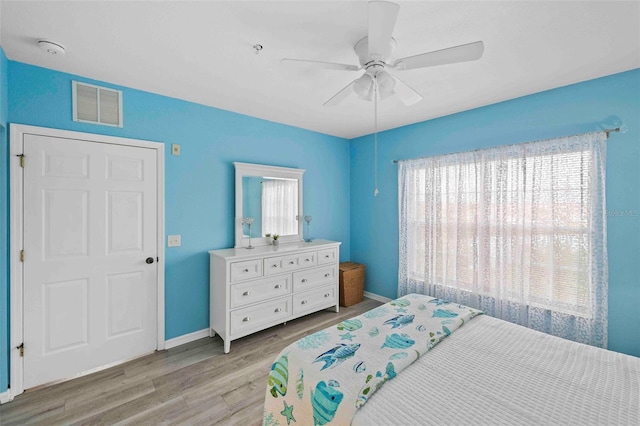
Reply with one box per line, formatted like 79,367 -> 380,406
72,81 -> 123,127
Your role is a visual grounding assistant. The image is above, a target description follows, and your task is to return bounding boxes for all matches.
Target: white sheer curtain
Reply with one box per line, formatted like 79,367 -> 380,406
262,179 -> 298,236
398,132 -> 608,347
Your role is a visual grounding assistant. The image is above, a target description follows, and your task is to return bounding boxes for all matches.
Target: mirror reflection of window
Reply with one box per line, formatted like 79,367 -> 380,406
242,176 -> 263,237
262,178 -> 298,236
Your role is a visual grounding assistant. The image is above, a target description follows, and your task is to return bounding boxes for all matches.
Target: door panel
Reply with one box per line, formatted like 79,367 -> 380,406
43,278 -> 89,353
23,134 -> 158,389
107,191 -> 143,253
44,189 -> 89,258
106,271 -> 145,337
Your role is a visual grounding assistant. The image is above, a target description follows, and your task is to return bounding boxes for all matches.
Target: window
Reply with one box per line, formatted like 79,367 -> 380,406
398,132 -> 608,347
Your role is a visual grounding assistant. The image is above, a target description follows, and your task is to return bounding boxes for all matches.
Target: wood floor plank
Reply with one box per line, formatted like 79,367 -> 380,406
0,298 -> 382,425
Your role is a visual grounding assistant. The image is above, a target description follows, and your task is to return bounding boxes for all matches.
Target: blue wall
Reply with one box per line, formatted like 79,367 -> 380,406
350,69 -> 640,357
0,47 -> 9,393
1,61 -> 351,393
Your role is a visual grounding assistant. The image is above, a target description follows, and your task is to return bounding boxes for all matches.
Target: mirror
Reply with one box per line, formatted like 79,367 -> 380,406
234,162 -> 305,248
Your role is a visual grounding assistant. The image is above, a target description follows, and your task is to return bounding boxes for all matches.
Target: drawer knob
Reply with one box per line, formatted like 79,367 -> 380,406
324,273 -> 330,278
242,291 -> 250,296
242,317 -> 250,322
274,284 -> 282,289
274,308 -> 281,313
301,300 -> 308,305
243,269 -> 249,273
305,258 -> 310,262
289,261 -> 295,265
324,293 -> 330,298
325,255 -> 330,258
301,279 -> 308,283
272,264 -> 278,268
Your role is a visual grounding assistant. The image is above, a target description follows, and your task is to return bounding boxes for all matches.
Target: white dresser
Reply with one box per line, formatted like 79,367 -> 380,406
209,239 -> 341,353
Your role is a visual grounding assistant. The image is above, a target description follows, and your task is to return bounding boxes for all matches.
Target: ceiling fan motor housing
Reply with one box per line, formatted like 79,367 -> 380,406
355,36 -> 396,69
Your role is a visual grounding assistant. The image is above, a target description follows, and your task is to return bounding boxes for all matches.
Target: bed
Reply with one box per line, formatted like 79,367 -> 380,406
263,294 -> 640,425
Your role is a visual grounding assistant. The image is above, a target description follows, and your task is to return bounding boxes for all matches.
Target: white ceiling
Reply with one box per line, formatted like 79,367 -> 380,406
1,1 -> 639,139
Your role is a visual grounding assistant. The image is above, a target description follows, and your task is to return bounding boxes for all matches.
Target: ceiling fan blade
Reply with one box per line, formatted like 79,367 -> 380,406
281,58 -> 360,71
392,75 -> 423,106
368,1 -> 400,59
393,41 -> 484,71
323,80 -> 357,106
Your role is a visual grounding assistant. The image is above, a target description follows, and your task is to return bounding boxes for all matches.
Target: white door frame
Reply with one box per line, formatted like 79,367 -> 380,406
8,124 -> 165,400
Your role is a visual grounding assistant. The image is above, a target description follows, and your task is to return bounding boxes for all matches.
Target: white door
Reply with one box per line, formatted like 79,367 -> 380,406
22,133 -> 158,389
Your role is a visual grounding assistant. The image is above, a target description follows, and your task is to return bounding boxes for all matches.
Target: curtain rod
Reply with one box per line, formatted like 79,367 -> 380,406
391,127 -> 620,164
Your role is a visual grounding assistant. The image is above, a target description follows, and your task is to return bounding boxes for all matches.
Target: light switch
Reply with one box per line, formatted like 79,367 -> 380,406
168,235 -> 181,247
171,144 -> 181,156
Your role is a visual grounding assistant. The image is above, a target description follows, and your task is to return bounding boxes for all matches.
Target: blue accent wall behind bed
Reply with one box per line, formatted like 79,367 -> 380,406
349,68 -> 640,358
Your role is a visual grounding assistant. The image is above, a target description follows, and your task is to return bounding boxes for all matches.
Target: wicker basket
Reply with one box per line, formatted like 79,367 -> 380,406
339,262 -> 365,307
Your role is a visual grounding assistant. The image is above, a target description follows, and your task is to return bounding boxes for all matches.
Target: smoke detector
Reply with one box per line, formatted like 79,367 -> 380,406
37,39 -> 66,55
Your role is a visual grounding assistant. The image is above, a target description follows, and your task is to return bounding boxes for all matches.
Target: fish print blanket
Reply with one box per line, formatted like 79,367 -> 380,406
262,294 -> 482,425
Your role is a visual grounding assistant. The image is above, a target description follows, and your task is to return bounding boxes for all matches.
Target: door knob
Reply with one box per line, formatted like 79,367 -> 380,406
146,257 -> 155,264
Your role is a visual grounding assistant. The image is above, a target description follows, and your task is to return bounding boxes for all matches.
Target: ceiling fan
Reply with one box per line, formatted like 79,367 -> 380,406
282,1 -> 484,106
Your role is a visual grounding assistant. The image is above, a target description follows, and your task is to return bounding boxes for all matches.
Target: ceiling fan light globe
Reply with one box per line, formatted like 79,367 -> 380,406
379,89 -> 395,100
353,74 -> 374,97
377,70 -> 396,98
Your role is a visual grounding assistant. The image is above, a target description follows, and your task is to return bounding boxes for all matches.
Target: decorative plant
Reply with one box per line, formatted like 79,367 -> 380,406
265,233 -> 271,238
273,234 -> 279,240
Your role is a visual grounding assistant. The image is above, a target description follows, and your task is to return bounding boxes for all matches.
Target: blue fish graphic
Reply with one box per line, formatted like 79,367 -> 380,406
268,354 -> 289,398
314,343 -> 361,370
429,298 -> 450,306
390,299 -> 411,308
432,309 -> 459,318
296,368 -> 304,400
389,352 -> 408,360
385,361 -> 397,380
383,314 -> 415,329
353,361 -> 366,373
336,318 -> 363,331
381,333 -> 415,349
368,327 -> 380,337
311,381 -> 344,425
442,325 -> 451,336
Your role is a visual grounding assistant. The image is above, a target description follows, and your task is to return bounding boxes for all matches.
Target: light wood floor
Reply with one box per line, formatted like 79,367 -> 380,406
0,298 -> 382,425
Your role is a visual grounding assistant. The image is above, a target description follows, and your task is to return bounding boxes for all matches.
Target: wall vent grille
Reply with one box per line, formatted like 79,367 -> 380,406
72,81 -> 123,127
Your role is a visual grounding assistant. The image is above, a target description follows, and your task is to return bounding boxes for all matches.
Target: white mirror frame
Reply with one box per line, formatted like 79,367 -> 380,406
234,162 -> 305,248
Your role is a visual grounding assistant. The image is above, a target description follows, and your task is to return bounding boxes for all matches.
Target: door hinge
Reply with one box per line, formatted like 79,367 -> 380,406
17,343 -> 24,357
20,250 -> 24,262
17,154 -> 25,168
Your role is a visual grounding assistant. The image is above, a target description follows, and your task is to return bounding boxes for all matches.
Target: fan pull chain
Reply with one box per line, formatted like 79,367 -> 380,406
374,76 -> 379,197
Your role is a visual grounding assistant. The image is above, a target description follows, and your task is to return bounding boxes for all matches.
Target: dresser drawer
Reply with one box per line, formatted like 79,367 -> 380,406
317,247 -> 337,265
230,275 -> 291,308
264,252 -> 317,275
230,259 -> 263,282
292,265 -> 336,292
230,297 -> 291,336
293,285 -> 336,315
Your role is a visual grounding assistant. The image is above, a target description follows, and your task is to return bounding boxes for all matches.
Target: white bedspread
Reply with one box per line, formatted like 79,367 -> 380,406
353,314 -> 640,425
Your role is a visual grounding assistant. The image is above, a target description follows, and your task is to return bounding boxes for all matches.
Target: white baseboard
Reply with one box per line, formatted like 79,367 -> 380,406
364,291 -> 393,303
164,328 -> 211,350
0,389 -> 14,404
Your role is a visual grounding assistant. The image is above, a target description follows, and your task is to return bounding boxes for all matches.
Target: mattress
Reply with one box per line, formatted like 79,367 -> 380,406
353,314 -> 640,425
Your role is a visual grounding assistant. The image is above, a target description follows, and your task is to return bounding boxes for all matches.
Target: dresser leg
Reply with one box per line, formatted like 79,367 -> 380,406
224,340 -> 231,354
334,304 -> 340,313
210,328 -> 216,338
